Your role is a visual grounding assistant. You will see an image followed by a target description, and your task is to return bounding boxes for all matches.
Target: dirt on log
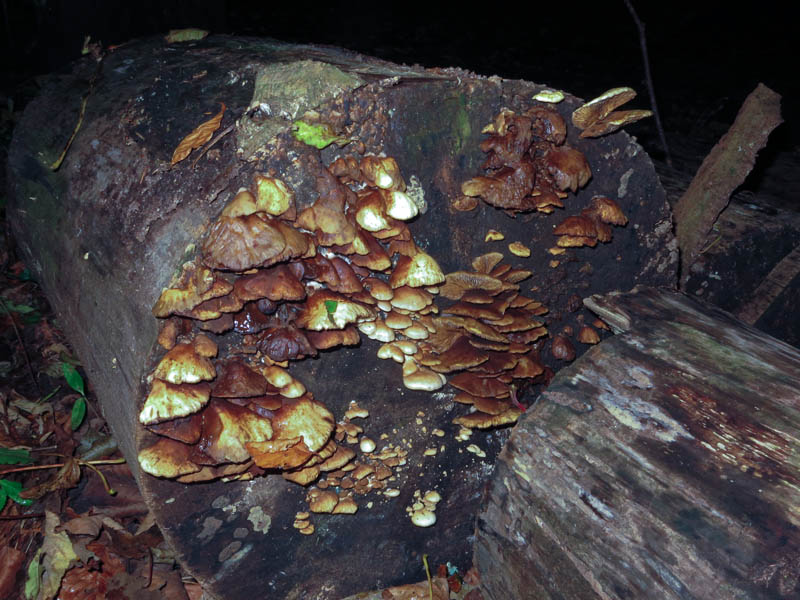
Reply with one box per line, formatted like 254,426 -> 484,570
476,286 -> 800,599
8,36 -> 675,599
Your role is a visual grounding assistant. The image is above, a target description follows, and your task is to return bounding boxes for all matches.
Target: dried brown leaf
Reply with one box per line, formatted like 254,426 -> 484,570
171,103 -> 225,165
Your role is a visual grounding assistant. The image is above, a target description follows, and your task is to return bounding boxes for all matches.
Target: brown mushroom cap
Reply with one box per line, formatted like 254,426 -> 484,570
448,372 -> 510,398
389,252 -> 445,288
140,380 -> 211,425
543,146 -> 592,193
138,437 -> 201,478
453,406 -> 522,429
212,360 -> 269,398
233,264 -> 306,303
296,290 -> 376,331
554,215 -> 598,238
586,196 -> 628,226
271,395 -> 335,453
152,263 -> 232,318
153,343 -> 216,384
247,436 -> 315,470
253,175 -> 294,217
147,412 -> 203,444
305,327 -> 360,350
577,325 -> 601,344
579,109 -> 652,138
202,214 -> 287,272
198,400 -> 274,464
551,334 -> 576,361
221,188 -> 259,218
571,87 -> 637,129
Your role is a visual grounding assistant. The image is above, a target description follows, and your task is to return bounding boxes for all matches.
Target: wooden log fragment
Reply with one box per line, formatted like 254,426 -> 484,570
7,36 -> 675,599
476,286 -> 800,599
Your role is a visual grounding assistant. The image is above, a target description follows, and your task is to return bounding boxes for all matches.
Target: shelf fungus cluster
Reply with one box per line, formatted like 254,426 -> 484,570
455,106 -> 591,215
416,252 -> 551,430
551,195 -> 628,249
138,153 -> 446,486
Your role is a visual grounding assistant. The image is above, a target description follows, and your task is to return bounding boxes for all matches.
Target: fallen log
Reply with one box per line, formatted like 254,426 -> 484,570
476,286 -> 800,599
8,36 -> 675,598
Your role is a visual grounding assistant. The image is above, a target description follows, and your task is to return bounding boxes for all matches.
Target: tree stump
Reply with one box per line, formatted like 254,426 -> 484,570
476,286 -> 800,599
8,36 -> 675,599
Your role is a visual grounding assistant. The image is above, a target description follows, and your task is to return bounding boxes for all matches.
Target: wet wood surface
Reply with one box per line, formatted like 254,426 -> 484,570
476,286 -> 800,599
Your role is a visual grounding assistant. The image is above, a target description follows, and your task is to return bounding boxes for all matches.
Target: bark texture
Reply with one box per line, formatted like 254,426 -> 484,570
8,36 -> 675,599
476,286 -> 800,599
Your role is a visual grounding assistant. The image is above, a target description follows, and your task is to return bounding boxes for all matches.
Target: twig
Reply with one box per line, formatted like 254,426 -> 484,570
623,0 -> 672,166
191,124 -> 234,169
422,554 -> 433,600
0,513 -> 45,520
0,299 -> 41,396
0,457 -> 126,477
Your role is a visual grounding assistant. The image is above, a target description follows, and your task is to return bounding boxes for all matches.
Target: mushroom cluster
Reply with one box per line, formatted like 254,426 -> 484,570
139,153 -> 445,485
455,107 -> 591,215
571,87 -> 652,138
551,195 -> 628,249
415,252 -> 552,429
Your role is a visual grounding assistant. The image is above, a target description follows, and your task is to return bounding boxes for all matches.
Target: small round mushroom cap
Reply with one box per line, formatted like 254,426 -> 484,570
192,334 -> 218,358
359,319 -> 395,342
271,395 -> 335,453
308,489 -> 340,513
384,190 -> 419,221
332,496 -> 358,514
403,367 -> 446,392
221,188 -> 258,218
364,278 -> 393,301
389,252 -> 445,288
360,155 -> 403,190
508,242 -> 531,258
296,290 -> 376,331
390,287 -> 433,312
551,334 -> 577,361
410,509 -> 436,527
355,190 -> 391,232
578,325 -> 601,344
254,175 -> 294,216
139,380 -> 211,425
586,196 -> 628,226
138,437 -> 200,479
153,343 -> 216,385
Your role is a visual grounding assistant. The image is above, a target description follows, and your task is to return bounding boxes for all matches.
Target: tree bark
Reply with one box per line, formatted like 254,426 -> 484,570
8,36 -> 675,599
476,286 -> 800,599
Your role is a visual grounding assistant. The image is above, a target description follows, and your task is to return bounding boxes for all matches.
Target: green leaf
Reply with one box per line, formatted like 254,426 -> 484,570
0,447 -> 33,465
165,28 -> 209,43
62,363 -> 85,396
324,299 -> 338,314
0,478 -> 34,508
24,549 -> 42,600
70,397 -> 87,430
0,298 -> 36,314
292,120 -> 348,149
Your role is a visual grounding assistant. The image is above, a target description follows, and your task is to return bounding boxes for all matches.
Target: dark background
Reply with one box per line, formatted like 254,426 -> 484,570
1,1 -> 795,159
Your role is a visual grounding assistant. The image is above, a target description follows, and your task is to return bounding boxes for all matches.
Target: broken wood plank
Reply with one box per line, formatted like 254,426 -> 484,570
674,83 -> 782,286
476,286 -> 800,599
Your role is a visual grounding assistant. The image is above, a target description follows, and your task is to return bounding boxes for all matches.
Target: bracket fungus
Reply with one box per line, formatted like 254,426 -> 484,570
459,107 -> 591,215
138,154 -> 458,490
